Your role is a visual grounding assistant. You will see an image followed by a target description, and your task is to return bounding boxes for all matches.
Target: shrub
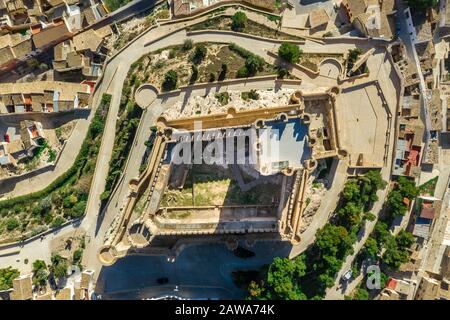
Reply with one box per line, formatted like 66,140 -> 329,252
162,70 -> 178,91
0,267 -> 20,290
63,194 -> 78,208
218,63 -> 227,81
168,48 -> 177,59
236,66 -> 249,78
51,216 -> 65,228
231,12 -> 247,32
353,288 -> 369,300
278,43 -> 302,64
241,90 -> 259,101
277,67 -> 289,79
215,92 -> 229,106
189,65 -> 198,84
6,218 -> 19,231
245,55 -> 264,75
70,201 -> 87,218
51,255 -> 67,279
182,39 -> 193,51
100,191 -> 111,201
191,44 -> 207,64
209,73 -> 216,82
73,249 -> 83,264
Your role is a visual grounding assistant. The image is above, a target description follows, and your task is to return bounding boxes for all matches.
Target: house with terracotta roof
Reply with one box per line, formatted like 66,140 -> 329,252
31,18 -> 72,50
412,198 -> 442,240
0,81 -> 91,113
378,277 -> 414,300
0,119 -> 45,166
392,121 -> 423,178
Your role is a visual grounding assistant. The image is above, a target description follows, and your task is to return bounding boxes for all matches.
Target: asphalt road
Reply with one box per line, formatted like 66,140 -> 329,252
88,0 -> 161,30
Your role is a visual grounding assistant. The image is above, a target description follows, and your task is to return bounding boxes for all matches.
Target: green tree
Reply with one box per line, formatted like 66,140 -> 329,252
395,230 -> 415,249
387,189 -> 408,217
218,63 -> 227,81
407,0 -> 438,10
189,65 -> 198,84
6,217 -> 19,231
236,66 -> 249,78
245,55 -> 264,76
342,179 -> 360,202
73,249 -> 83,264
162,70 -> 178,91
191,45 -> 207,64
32,260 -> 47,272
266,256 -> 306,300
0,267 -> 20,290
353,287 -> 369,300
363,237 -> 379,258
70,201 -> 87,218
277,67 -> 289,79
33,269 -> 48,287
51,255 -> 68,280
231,11 -> 247,32
278,43 -> 302,64
316,224 -> 353,257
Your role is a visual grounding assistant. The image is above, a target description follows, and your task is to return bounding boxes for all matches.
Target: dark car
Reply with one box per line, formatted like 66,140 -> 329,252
157,277 -> 169,285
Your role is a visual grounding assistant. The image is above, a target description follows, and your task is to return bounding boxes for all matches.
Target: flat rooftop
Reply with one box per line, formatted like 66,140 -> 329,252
259,118 -> 310,171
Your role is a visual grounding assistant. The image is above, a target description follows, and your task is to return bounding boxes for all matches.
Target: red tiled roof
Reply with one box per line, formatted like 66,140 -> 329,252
420,207 -> 435,220
387,278 -> 397,290
407,149 -> 419,166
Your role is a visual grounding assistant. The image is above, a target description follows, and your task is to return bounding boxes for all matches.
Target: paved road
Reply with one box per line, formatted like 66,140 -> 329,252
88,0 -> 162,30
396,0 -> 432,160
0,109 -> 91,198
289,158 -> 348,258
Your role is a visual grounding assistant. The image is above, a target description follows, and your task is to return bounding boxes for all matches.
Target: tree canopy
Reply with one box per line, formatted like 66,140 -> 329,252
162,70 -> 178,91
278,43 -> 302,64
231,12 -> 248,32
0,267 -> 20,290
407,0 -> 438,10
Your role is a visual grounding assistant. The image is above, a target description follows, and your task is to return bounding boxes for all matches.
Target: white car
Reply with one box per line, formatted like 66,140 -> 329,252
342,270 -> 352,281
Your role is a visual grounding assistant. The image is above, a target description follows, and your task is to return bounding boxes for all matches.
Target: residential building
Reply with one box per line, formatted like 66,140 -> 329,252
172,0 -> 276,17
392,121 -> 423,178
0,32 -> 32,72
31,18 -> 72,50
0,120 -> 45,166
378,278 -> 415,300
9,274 -> 33,300
307,8 -> 329,32
52,25 -> 109,79
415,274 -> 450,300
412,197 -> 442,240
340,0 -> 396,39
0,81 -> 91,113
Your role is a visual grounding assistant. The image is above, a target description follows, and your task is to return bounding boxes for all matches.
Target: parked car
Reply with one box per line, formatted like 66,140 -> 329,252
342,269 -> 352,281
